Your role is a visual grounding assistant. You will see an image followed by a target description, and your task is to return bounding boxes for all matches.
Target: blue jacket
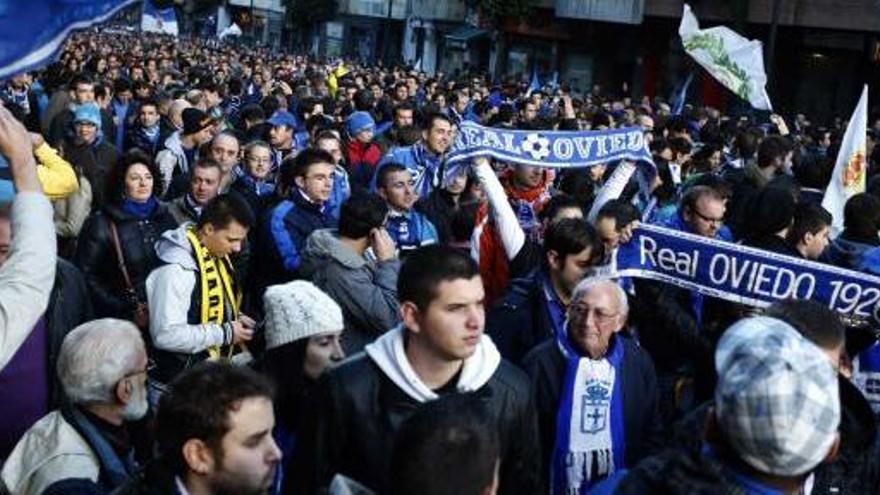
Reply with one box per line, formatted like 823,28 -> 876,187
325,165 -> 351,221
858,246 -> 880,276
486,269 -> 556,365
372,142 -> 443,198
829,233 -> 879,270
385,209 -> 438,255
260,190 -> 338,285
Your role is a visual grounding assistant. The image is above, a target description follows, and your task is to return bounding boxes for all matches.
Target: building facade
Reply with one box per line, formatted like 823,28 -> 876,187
317,0 -> 879,120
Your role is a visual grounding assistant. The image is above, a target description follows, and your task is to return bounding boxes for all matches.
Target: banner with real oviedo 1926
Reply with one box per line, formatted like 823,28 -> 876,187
608,224 -> 880,323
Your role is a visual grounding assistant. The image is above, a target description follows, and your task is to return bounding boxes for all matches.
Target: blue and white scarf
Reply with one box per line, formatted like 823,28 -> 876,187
552,330 -> 626,494
444,121 -> 654,186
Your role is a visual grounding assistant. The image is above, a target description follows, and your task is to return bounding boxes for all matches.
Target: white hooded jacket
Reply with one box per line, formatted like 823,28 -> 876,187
364,325 -> 501,402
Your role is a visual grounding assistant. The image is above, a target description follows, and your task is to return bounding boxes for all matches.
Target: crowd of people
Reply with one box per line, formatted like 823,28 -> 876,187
0,28 -> 879,494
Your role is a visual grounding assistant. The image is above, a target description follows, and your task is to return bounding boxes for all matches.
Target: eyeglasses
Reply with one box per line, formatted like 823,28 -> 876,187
569,304 -> 619,324
692,209 -> 724,225
123,361 -> 155,380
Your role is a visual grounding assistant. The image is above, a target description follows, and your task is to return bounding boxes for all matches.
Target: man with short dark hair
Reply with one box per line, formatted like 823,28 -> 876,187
376,162 -> 439,255
374,112 -> 454,197
487,218 -> 605,364
786,202 -> 832,260
292,245 -> 540,494
156,108 -> 215,199
147,194 -> 257,393
123,98 -> 168,157
167,158 -> 224,225
594,199 -> 641,262
828,193 -> 880,269
300,192 -> 400,354
377,102 -> 416,152
259,148 -> 339,286
724,135 -> 794,239
389,394 -> 501,495
129,361 -> 281,494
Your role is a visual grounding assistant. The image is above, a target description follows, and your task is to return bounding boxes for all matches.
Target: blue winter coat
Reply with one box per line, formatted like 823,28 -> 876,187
384,210 -> 438,255
258,190 -> 338,286
372,142 -> 443,198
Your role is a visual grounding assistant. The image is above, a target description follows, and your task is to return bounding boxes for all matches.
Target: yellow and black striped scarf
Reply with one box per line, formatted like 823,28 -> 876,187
186,228 -> 241,359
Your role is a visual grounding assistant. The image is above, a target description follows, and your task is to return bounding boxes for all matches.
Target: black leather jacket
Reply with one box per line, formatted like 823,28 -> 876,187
75,202 -> 177,319
289,352 -> 542,495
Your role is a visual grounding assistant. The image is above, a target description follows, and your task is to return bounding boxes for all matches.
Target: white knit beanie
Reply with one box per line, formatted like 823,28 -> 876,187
263,280 -> 344,350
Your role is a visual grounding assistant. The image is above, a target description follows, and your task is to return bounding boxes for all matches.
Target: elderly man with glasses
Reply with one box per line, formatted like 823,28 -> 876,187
1,319 -> 150,494
523,276 -> 663,494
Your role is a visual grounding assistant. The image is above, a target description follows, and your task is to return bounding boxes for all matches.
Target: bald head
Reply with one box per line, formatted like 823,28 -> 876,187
168,99 -> 192,130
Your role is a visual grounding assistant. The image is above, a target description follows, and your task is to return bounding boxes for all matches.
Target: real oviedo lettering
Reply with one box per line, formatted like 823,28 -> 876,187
615,225 -> 880,323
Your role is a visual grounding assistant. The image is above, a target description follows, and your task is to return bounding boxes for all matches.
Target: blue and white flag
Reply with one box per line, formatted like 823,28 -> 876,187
0,0 -> 138,79
607,224 -> 880,323
141,0 -> 178,36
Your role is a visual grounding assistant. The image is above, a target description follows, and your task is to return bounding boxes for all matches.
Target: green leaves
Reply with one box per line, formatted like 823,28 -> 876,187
682,32 -> 751,99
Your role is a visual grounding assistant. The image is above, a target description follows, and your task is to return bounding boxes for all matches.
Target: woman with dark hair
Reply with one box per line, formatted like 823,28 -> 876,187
74,148 -> 177,325
256,280 -> 345,491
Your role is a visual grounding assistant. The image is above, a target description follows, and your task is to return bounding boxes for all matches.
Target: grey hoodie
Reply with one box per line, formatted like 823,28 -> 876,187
146,224 -> 230,357
300,229 -> 400,353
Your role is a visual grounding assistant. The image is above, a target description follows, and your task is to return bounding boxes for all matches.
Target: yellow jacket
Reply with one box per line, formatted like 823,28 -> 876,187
326,64 -> 350,99
34,143 -> 78,200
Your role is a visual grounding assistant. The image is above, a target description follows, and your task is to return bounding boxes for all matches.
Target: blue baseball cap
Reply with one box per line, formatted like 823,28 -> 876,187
267,110 -> 297,129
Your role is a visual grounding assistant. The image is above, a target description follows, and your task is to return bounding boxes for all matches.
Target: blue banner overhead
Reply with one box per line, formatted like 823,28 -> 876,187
609,224 -> 880,323
0,0 -> 137,79
443,121 -> 655,186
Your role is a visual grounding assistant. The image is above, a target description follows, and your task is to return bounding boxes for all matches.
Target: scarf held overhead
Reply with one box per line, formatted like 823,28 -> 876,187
443,121 -> 654,185
185,228 -> 240,359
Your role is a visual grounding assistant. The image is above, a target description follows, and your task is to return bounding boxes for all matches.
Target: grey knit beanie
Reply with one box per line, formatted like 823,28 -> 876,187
263,281 -> 344,350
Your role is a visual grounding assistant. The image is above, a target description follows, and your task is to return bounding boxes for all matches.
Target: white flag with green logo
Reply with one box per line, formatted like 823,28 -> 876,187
679,3 -> 772,111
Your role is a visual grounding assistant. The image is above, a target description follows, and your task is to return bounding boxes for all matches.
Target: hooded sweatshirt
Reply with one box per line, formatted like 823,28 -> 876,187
299,229 -> 400,354
145,225 -> 234,369
364,325 -> 501,402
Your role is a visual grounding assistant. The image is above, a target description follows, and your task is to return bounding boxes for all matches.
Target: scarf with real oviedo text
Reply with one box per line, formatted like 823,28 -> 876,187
552,326 -> 626,494
185,227 -> 241,360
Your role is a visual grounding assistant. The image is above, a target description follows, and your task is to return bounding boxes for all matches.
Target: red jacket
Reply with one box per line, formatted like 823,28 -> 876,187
346,140 -> 382,169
